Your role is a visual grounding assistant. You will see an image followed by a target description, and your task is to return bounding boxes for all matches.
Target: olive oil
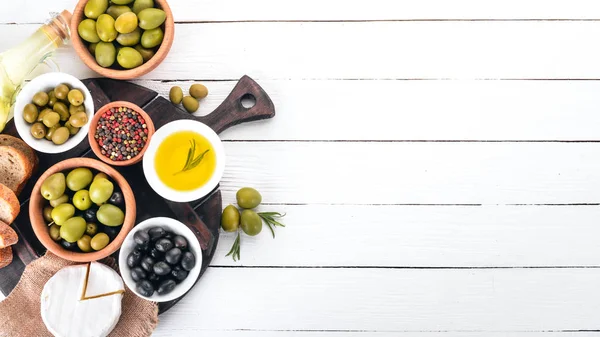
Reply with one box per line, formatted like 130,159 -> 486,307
155,131 -> 216,191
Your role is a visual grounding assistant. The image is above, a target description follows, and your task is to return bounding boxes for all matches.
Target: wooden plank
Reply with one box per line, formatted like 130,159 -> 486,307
137,79 -> 600,141
7,22 -> 600,80
4,0 -> 600,23
153,268 -> 600,331
209,205 -> 600,267
219,142 -> 600,205
154,333 -> 600,337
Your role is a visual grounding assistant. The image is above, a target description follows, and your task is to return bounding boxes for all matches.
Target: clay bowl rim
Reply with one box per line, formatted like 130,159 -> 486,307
88,101 -> 156,167
70,0 -> 175,80
30,157 -> 137,263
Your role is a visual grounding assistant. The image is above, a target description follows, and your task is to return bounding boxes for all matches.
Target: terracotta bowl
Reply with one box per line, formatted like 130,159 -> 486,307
70,0 -> 175,80
88,101 -> 155,166
30,158 -> 136,262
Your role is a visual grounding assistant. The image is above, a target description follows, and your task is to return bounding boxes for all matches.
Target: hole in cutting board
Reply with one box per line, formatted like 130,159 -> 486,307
240,94 -> 256,109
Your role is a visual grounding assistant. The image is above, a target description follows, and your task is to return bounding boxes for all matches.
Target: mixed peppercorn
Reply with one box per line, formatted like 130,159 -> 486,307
94,106 -> 148,161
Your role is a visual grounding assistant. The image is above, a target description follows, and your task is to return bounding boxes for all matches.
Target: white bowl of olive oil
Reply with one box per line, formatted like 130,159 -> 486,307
142,120 -> 226,202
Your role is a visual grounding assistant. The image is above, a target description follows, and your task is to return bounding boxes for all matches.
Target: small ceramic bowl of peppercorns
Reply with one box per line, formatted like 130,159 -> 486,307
118,216 -> 202,302
88,101 -> 155,166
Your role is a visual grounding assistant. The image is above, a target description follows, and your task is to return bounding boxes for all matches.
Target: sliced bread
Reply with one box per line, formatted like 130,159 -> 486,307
0,221 -> 17,248
0,146 -> 33,195
0,246 -> 12,269
0,184 -> 19,224
0,134 -> 38,169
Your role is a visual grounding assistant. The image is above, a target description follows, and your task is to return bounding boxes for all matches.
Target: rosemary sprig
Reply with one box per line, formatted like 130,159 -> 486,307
258,212 -> 286,238
226,231 -> 241,261
174,139 -> 210,175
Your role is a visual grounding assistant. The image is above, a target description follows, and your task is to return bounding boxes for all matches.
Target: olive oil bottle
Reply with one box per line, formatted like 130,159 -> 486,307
0,10 -> 72,132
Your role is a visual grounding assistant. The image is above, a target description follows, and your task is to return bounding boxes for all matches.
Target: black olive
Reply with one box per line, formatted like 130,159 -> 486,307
155,238 -> 174,253
149,247 -> 164,260
136,280 -> 155,297
134,231 -> 150,246
173,235 -> 188,250
164,232 -> 174,240
148,272 -> 161,284
136,241 -> 150,252
165,248 -> 182,265
60,239 -> 79,251
131,267 -> 147,282
83,207 -> 98,223
102,225 -> 121,240
171,266 -> 189,283
127,250 -> 143,268
157,279 -> 177,295
140,256 -> 155,272
148,227 -> 166,241
108,191 -> 125,208
153,261 -> 172,276
181,251 -> 196,271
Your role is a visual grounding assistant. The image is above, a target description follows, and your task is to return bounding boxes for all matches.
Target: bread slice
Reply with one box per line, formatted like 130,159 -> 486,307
0,146 -> 33,195
0,135 -> 38,170
0,184 -> 19,224
0,221 -> 17,248
0,246 -> 12,269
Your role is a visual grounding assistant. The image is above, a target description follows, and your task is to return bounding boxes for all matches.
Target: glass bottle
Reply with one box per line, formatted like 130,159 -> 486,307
0,10 -> 72,132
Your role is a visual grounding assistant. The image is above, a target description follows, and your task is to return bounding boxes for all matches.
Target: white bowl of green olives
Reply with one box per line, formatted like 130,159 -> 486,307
119,217 -> 202,302
14,72 -> 94,154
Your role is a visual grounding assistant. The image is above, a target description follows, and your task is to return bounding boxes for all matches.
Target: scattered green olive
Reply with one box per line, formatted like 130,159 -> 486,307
116,28 -> 142,46
93,172 -> 109,182
60,216 -> 86,243
65,121 -> 80,136
51,127 -> 70,145
84,0 -> 109,19
53,102 -> 70,121
137,8 -> 166,30
95,41 -> 117,68
69,104 -> 85,115
37,108 -> 52,122
49,194 -> 69,208
236,187 -> 262,209
42,111 -> 60,128
134,44 -> 155,62
106,5 -> 132,20
96,14 -> 118,42
97,204 -> 125,227
88,43 -> 98,55
115,12 -> 138,34
221,205 -> 240,232
78,19 -> 101,43
51,203 -> 75,226
30,122 -> 46,139
68,89 -> 84,106
41,173 -> 66,201
48,90 -> 58,107
169,86 -> 183,104
45,125 -> 59,141
32,91 -> 49,106
189,84 -> 208,99
22,103 -> 38,123
54,84 -> 69,100
182,96 -> 199,113
91,232 -> 110,251
86,222 -> 98,237
69,112 -> 89,128
67,167 -> 93,192
140,27 -> 163,48
77,235 -> 93,253
117,47 -> 144,69
49,224 -> 61,241
132,0 -> 154,14
43,206 -> 54,223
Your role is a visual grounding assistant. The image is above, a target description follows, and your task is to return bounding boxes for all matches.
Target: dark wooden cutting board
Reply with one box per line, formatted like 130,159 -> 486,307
0,76 -> 275,313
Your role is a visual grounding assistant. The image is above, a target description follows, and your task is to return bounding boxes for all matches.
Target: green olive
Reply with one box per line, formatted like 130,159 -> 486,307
86,223 -> 98,237
111,0 -> 134,4
96,14 -> 118,42
77,235 -> 93,253
53,102 -> 70,121
67,89 -> 84,106
116,28 -> 142,47
95,41 -> 116,68
30,122 -> 46,139
138,8 -> 166,30
37,108 -> 52,122
42,111 -> 60,128
115,12 -> 138,34
221,205 -> 240,232
60,217 -> 86,243
182,96 -> 199,113
133,0 -> 154,14
54,84 -> 69,100
73,190 -> 93,211
93,172 -> 109,182
169,86 -> 183,104
69,104 -> 85,115
89,178 -> 114,204
240,210 -> 262,236
49,194 -> 69,207
91,232 -> 110,251
141,27 -> 164,48
51,127 -> 70,145
88,43 -> 98,55
189,84 -> 208,99
117,47 -> 143,69
65,121 -> 80,136
69,112 -> 89,128
41,173 -> 66,201
78,19 -> 101,43
47,90 -> 57,107
134,44 -> 155,62
236,187 -> 262,209
106,5 -> 132,20
45,124 -> 59,141
49,224 -> 61,241
32,91 -> 49,106
84,0 -> 108,19
43,206 -> 54,223
51,203 -> 75,226
22,103 -> 38,123
66,167 -> 93,192
97,204 -> 124,227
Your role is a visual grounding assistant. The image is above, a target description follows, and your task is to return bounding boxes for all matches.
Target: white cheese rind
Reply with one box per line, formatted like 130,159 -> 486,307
40,262 -> 124,337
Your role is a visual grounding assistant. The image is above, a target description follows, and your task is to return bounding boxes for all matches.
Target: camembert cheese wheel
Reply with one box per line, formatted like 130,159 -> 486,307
41,262 -> 125,337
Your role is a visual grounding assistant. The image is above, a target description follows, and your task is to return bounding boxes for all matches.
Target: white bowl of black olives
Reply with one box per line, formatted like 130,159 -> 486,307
118,217 -> 202,302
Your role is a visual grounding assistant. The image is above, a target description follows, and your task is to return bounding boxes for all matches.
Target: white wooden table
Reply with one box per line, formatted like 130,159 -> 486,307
3,0 -> 600,336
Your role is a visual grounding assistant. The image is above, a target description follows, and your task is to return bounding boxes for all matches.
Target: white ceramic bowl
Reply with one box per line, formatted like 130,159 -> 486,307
142,120 -> 226,202
14,72 -> 94,154
119,217 -> 203,302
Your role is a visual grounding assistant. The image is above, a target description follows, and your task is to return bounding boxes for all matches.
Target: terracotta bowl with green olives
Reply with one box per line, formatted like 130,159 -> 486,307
30,158 -> 136,262
71,0 -> 175,80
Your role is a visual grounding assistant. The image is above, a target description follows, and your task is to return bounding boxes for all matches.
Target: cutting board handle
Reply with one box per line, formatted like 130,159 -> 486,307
199,75 -> 275,134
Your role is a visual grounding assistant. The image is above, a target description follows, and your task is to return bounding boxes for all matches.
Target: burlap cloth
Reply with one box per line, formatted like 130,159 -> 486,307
0,251 -> 159,337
